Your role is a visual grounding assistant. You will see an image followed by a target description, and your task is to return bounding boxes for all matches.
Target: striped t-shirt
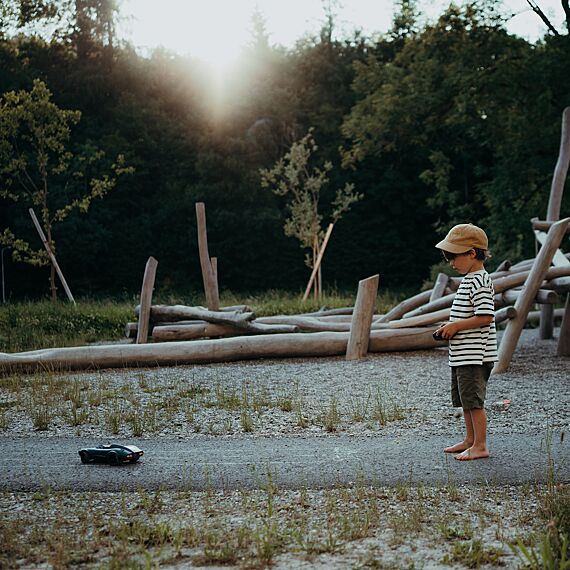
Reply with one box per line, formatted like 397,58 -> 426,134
448,269 -> 498,367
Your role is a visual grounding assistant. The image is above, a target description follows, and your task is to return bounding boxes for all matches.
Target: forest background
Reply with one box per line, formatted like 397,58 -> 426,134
1,0 -> 569,301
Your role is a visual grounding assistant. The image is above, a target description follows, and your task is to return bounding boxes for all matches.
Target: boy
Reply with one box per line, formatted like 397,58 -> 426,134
434,223 -> 498,461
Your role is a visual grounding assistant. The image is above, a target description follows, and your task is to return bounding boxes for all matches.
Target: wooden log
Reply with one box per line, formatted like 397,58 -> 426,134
388,308 -> 450,329
410,266 -> 570,319
495,217 -> 570,374
300,307 -> 354,317
494,259 -> 512,273
377,290 -> 432,323
527,308 -> 565,322
136,257 -> 158,344
29,208 -> 75,305
257,315 -> 355,332
303,223 -> 334,301
557,294 -> 570,356
152,321 -> 298,342
0,328 -> 443,374
501,288 -> 559,306
137,304 -> 256,328
531,219 -> 570,233
429,273 -> 449,302
539,107 -> 570,339
495,306 -> 517,324
346,275 -> 379,360
195,202 -> 219,311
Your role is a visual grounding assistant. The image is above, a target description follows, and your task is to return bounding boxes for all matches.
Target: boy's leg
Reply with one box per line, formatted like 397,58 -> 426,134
454,407 -> 490,461
444,410 -> 474,453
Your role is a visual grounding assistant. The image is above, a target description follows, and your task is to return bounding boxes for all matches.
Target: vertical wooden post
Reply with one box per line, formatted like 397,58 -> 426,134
195,202 -> 219,311
495,218 -> 570,373
303,223 -> 334,301
136,256 -> 158,344
429,273 -> 449,302
346,274 -> 380,360
557,294 -> 570,356
539,107 -> 570,338
28,208 -> 75,305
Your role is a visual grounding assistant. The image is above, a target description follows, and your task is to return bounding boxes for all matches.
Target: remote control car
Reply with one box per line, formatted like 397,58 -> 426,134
79,444 -> 144,465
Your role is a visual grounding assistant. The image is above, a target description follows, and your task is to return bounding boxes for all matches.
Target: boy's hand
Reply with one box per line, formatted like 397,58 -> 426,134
436,322 -> 461,340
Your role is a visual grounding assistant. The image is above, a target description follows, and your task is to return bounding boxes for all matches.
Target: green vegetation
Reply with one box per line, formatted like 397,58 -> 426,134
1,1 -> 569,300
0,289 -> 402,352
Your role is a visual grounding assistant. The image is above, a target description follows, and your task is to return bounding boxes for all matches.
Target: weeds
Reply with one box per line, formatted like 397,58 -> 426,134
441,539 -> 504,567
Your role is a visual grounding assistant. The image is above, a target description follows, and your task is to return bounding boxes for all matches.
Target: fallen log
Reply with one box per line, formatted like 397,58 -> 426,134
136,305 -> 256,328
499,288 -> 560,306
152,321 -> 298,342
527,308 -> 565,322
377,290 -> 432,323
0,328 -> 442,374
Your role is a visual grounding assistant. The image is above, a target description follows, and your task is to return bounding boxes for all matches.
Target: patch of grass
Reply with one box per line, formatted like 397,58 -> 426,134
441,539 -> 504,567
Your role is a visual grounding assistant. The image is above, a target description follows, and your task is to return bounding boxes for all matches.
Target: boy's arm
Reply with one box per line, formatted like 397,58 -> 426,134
437,315 -> 493,340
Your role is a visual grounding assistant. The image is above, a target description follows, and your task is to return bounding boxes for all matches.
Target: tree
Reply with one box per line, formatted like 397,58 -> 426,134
0,79 -> 133,300
260,129 -> 362,296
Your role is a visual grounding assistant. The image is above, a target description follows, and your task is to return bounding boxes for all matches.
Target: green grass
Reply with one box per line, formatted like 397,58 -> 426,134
0,289 -> 404,353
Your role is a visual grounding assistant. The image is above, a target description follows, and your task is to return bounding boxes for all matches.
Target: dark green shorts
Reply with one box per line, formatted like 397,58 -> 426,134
451,363 -> 494,410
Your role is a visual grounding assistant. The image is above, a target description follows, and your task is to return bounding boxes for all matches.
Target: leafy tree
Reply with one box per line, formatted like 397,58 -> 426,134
260,129 -> 361,294
0,79 -> 133,300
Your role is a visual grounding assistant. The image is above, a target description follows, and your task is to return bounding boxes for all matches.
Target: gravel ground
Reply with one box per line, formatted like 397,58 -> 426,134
0,328 -> 569,569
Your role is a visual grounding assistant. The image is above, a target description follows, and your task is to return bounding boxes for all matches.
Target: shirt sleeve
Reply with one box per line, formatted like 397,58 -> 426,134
470,284 -> 495,316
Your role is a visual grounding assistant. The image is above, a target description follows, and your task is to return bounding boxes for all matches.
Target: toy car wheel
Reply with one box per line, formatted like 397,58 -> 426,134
79,451 -> 89,464
109,451 -> 119,466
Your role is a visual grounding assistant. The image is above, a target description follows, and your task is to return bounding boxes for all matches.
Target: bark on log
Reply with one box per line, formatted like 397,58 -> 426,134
0,328 -> 442,374
495,217 -> 570,374
388,308 -> 450,329
346,275 -> 379,360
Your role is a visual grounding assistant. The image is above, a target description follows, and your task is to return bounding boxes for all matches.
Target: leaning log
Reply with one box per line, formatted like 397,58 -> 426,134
495,217 -> 570,374
377,290 -> 432,323
0,328 -> 442,374
405,266 -> 570,319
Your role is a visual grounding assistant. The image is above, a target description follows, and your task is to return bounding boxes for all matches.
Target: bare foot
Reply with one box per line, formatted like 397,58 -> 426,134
444,442 -> 472,453
454,448 -> 490,461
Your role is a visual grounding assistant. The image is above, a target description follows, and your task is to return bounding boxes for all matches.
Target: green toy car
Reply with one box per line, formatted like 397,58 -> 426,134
79,444 -> 144,465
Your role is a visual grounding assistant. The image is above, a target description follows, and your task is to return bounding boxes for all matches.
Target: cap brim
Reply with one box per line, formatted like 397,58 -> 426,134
435,239 -> 471,254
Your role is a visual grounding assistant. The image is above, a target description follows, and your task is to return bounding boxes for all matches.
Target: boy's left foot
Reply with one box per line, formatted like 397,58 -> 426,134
454,448 -> 490,461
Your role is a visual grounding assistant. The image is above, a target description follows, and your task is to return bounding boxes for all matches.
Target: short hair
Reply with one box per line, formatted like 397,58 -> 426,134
474,248 -> 491,261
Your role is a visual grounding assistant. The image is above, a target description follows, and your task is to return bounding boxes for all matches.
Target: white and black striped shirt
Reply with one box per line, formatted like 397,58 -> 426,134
449,269 -> 498,367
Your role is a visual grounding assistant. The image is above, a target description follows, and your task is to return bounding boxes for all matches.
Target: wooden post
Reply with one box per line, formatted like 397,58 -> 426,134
303,223 -> 334,301
495,217 -> 570,373
28,208 -> 75,305
136,256 -> 158,344
557,294 -> 570,356
539,107 -> 570,338
429,273 -> 449,302
346,274 -> 379,360
195,202 -> 219,311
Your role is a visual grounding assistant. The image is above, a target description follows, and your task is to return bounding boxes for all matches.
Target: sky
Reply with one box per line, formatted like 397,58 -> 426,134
119,0 -> 566,71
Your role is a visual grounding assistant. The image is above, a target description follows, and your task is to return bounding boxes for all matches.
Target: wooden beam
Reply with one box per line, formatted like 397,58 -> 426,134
136,256 -> 158,344
495,217 -> 570,374
0,328 -> 443,374
195,202 -> 219,311
28,208 -> 75,305
346,275 -> 379,360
